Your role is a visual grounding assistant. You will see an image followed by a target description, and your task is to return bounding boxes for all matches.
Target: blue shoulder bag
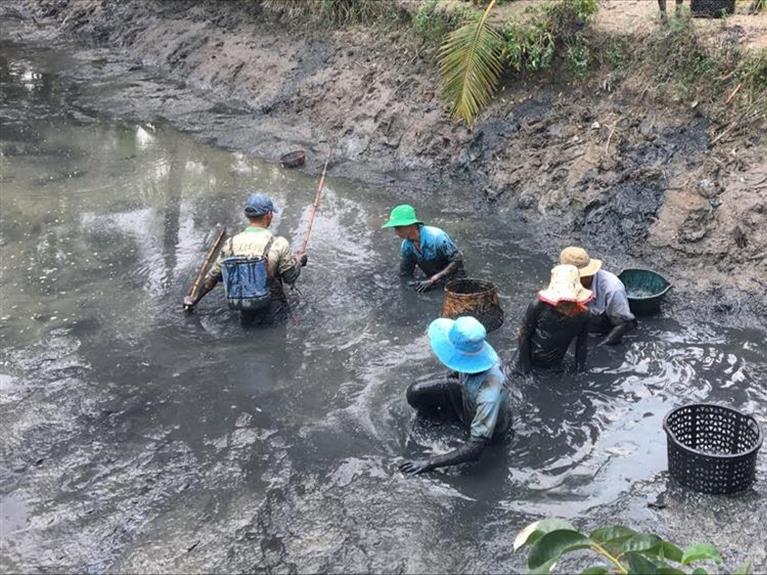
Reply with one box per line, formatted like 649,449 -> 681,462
221,236 -> 274,311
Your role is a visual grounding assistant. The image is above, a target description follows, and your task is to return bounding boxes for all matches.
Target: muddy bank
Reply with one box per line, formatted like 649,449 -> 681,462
8,0 -> 767,325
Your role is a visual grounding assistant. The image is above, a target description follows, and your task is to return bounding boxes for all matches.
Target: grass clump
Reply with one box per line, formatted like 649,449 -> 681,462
500,0 -> 598,74
260,0 -> 395,25
412,0 -> 473,46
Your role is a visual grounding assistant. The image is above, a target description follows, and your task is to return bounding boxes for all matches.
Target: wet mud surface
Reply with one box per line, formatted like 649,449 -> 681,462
1,4 -> 767,574
6,0 -> 767,326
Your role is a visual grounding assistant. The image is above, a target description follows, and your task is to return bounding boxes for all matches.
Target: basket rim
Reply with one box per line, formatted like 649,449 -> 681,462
444,277 -> 497,297
662,402 -> 764,460
280,150 -> 305,160
618,267 -> 673,301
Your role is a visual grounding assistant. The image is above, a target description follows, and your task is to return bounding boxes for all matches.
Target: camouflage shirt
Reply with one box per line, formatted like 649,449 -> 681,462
208,226 -> 301,289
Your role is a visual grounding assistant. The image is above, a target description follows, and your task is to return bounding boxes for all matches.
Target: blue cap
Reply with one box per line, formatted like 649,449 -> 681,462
244,193 -> 278,217
427,316 -> 499,374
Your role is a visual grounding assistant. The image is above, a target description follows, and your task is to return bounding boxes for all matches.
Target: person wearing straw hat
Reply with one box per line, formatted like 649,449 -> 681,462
183,193 -> 307,326
399,316 -> 510,475
514,264 -> 593,375
559,246 -> 636,346
381,204 -> 465,293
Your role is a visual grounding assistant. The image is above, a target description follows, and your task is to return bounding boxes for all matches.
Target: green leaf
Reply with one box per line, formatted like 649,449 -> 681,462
621,534 -> 662,554
581,567 -> 609,575
528,530 -> 591,571
691,568 -> 708,575
625,552 -> 660,575
650,541 -> 684,563
439,0 -> 504,125
656,565 -> 687,575
682,543 -> 722,565
514,518 -> 576,552
530,558 -> 558,575
734,559 -> 752,575
590,526 -> 637,545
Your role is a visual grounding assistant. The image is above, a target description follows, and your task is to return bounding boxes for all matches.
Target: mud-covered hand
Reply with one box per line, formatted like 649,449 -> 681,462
182,296 -> 195,313
399,459 -> 434,476
413,278 -> 436,293
599,320 -> 634,346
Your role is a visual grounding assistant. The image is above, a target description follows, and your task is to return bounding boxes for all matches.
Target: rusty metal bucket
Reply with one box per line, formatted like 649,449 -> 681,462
441,278 -> 504,333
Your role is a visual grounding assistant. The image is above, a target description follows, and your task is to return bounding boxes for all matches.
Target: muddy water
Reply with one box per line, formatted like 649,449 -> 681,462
1,37 -> 766,573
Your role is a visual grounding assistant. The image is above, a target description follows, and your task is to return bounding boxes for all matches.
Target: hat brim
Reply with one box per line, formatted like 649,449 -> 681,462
245,206 -> 278,215
538,288 -> 593,306
381,217 -> 423,229
576,258 -> 602,277
427,318 -> 499,374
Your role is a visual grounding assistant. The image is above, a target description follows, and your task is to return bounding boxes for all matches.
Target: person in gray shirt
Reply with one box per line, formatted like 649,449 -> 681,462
560,246 -> 636,346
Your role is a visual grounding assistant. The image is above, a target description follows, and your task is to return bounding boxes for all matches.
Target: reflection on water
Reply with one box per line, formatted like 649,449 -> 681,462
1,36 -> 766,572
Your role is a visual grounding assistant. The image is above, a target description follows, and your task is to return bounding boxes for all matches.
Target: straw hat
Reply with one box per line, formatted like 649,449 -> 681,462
560,246 -> 602,277
428,316 -> 500,374
538,264 -> 593,306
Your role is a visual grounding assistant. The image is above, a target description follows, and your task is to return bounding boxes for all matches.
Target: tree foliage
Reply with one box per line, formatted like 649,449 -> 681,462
438,0 -> 504,126
438,0 -> 599,125
514,518 -> 751,575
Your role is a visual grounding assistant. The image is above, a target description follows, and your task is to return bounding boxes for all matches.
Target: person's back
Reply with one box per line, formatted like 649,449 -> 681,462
183,193 -> 306,326
588,269 -> 634,331
210,226 -> 299,304
521,299 -> 589,369
515,265 -> 593,374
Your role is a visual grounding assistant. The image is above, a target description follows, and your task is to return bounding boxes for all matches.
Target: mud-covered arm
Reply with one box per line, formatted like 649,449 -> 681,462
600,288 -> 636,346
274,237 -> 302,285
600,320 -> 635,346
517,299 -> 542,374
205,237 -> 231,282
574,317 -> 589,371
430,235 -> 463,283
399,241 -> 417,278
399,438 -> 487,475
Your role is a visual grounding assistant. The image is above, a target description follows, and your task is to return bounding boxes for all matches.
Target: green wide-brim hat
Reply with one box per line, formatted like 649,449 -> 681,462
381,204 -> 423,228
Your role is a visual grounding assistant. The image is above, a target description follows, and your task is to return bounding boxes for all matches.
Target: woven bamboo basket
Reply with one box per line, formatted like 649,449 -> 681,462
441,278 -> 504,333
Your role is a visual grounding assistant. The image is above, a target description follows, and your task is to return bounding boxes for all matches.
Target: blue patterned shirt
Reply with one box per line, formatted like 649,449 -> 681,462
400,225 -> 464,278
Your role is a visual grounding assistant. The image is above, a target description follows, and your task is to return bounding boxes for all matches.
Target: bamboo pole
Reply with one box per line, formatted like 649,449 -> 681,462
299,151 -> 331,254
186,227 -> 226,302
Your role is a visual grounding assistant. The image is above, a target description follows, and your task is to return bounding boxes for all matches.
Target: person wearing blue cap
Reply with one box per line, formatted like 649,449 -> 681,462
381,204 -> 465,293
399,316 -> 511,475
183,193 -> 307,326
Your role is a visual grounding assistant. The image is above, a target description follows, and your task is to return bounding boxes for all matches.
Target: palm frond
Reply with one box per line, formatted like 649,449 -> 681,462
439,0 -> 503,126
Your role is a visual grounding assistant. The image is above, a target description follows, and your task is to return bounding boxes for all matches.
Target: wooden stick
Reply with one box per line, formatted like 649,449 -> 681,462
299,151 -> 331,254
605,122 -> 618,154
186,227 -> 226,301
724,83 -> 742,105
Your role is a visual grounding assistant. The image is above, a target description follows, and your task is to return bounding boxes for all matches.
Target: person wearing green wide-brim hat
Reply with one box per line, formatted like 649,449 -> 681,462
382,204 -> 465,293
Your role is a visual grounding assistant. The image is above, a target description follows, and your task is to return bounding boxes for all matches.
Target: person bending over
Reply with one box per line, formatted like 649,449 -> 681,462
560,246 -> 636,346
382,204 -> 465,293
399,316 -> 510,475
515,264 -> 593,375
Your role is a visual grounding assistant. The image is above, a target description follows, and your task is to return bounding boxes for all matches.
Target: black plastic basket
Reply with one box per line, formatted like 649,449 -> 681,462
690,0 -> 735,18
663,404 -> 763,494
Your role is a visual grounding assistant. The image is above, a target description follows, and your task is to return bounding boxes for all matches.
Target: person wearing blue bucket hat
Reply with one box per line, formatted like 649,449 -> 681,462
399,316 -> 511,475
183,193 -> 308,326
381,204 -> 465,293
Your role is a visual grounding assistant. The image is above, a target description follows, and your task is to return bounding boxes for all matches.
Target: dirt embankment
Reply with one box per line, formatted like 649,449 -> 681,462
12,0 -> 767,323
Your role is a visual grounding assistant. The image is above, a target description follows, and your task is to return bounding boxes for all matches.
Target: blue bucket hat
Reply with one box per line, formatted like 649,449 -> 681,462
427,316 -> 499,374
244,193 -> 278,217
